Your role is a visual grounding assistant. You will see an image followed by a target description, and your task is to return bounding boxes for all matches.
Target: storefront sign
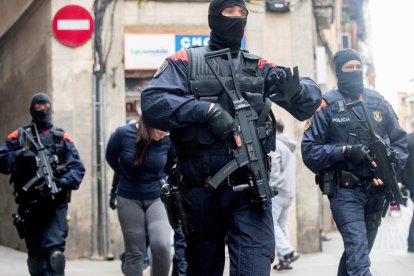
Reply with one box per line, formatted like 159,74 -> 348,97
124,34 -> 246,70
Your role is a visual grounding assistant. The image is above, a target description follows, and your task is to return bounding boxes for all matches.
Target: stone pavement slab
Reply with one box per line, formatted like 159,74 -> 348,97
0,205 -> 413,275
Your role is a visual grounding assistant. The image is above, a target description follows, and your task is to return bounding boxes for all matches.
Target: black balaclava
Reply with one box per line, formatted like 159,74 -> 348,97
208,0 -> 247,54
30,92 -> 52,129
334,48 -> 364,97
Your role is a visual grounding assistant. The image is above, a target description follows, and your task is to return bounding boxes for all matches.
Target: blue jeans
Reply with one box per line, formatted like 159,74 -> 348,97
271,196 -> 294,259
329,187 -> 385,276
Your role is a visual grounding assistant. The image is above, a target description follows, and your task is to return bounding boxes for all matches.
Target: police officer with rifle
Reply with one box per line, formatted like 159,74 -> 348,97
302,49 -> 408,276
0,92 -> 85,276
142,1 -> 321,274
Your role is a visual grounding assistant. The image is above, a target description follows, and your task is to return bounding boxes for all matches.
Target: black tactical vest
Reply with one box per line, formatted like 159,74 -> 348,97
11,126 -> 67,204
171,46 -> 274,157
323,88 -> 390,176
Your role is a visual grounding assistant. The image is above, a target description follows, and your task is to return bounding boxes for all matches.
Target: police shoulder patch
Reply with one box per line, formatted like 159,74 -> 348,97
154,60 -> 168,78
373,111 -> 382,122
304,117 -> 312,130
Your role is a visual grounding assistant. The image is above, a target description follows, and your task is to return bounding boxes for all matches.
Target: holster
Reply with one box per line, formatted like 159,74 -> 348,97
315,169 -> 338,196
339,171 -> 361,189
12,213 -> 25,239
160,179 -> 196,238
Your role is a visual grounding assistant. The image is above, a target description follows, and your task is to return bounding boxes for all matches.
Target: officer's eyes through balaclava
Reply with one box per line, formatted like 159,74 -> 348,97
221,6 -> 248,18
333,48 -> 364,97
30,92 -> 52,125
208,0 -> 248,53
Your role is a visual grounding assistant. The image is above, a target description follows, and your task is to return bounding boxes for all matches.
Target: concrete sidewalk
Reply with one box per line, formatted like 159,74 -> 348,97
0,206 -> 413,275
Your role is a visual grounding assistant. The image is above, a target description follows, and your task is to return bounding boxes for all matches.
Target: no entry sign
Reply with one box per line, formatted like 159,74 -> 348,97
52,5 -> 94,47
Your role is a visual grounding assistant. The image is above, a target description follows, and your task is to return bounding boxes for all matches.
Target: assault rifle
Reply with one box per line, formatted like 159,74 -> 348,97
204,48 -> 277,207
20,123 -> 60,196
346,101 -> 405,208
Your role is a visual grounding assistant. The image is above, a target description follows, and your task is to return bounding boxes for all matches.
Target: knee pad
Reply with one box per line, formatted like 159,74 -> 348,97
27,256 -> 46,275
47,249 -> 66,275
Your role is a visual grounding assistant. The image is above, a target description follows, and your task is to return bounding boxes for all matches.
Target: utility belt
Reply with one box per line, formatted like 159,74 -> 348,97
315,169 -> 373,196
15,188 -> 71,206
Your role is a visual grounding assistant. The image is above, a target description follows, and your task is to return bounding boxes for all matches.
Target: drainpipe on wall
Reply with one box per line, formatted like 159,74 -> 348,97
92,0 -> 115,260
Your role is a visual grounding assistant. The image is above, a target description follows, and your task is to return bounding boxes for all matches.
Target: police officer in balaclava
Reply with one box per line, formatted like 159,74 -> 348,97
208,0 -> 248,54
334,48 -> 364,98
29,92 -> 53,130
141,0 -> 323,274
302,48 -> 408,275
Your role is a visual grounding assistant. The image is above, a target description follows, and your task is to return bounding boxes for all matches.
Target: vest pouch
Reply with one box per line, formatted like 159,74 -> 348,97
239,77 -> 264,96
189,79 -> 222,97
339,171 -> 360,189
261,122 -> 276,153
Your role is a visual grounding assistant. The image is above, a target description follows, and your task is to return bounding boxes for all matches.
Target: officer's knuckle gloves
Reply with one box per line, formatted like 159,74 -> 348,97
207,103 -> 235,140
344,145 -> 371,165
269,66 -> 303,102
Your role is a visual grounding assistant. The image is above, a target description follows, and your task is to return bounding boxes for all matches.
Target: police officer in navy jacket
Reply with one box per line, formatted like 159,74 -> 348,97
142,1 -> 322,275
302,49 -> 407,276
0,92 -> 85,276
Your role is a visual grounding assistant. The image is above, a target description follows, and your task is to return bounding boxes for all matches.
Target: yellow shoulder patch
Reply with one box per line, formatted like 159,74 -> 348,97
373,111 -> 382,122
304,117 -> 312,131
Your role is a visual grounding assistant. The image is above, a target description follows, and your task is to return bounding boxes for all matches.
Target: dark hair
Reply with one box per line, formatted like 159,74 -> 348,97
276,120 -> 284,133
133,117 -> 152,166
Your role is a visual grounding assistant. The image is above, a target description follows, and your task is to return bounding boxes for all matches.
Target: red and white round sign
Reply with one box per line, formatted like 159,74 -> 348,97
52,5 -> 94,47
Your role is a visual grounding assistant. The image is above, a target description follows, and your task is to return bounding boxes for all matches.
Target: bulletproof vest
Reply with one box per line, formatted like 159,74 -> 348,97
171,46 -> 271,156
11,127 -> 66,203
323,88 -> 390,176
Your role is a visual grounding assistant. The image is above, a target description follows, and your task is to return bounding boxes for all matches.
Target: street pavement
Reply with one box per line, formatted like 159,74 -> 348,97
1,205 -> 413,276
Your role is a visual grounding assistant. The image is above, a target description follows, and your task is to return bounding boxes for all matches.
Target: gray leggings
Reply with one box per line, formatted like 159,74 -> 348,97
117,196 -> 172,276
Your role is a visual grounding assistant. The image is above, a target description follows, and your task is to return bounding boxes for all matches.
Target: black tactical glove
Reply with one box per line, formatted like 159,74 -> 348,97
17,149 -> 36,161
57,177 -> 69,187
109,192 -> 117,210
207,104 -> 236,140
269,66 -> 303,102
400,186 -> 409,207
344,145 -> 372,165
16,149 -> 37,169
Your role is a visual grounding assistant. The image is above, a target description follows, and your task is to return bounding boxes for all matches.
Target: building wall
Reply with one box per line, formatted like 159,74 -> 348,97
0,0 -> 33,37
0,0 -> 51,251
0,0 -> 352,258
49,0 -> 127,258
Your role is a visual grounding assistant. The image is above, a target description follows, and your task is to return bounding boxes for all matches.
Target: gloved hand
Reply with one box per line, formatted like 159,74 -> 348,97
16,150 -> 37,170
17,149 -> 36,161
207,103 -> 236,140
344,145 -> 372,165
400,185 -> 409,207
109,192 -> 117,210
57,177 -> 70,188
269,66 -> 302,102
